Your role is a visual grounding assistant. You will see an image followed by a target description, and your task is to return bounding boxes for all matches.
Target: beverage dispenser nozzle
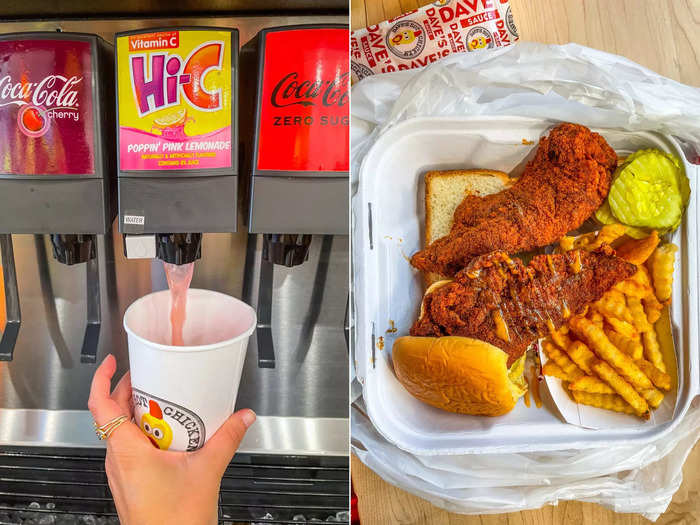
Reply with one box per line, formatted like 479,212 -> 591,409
155,233 -> 202,265
262,234 -> 312,267
50,234 -> 96,265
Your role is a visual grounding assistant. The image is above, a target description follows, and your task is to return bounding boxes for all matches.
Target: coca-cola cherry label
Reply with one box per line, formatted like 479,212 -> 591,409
0,39 -> 95,175
256,28 -> 349,173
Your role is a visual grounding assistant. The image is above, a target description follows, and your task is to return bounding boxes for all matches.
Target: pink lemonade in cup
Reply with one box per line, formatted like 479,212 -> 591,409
163,261 -> 194,346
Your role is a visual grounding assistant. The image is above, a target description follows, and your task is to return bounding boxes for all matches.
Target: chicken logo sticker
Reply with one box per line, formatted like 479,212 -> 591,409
390,29 -> 421,46
132,389 -> 206,451
469,36 -> 491,51
466,27 -> 494,52
386,20 -> 426,59
351,60 -> 374,82
140,400 -> 173,450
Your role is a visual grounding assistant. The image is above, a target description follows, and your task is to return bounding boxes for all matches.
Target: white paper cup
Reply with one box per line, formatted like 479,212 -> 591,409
123,288 -> 256,452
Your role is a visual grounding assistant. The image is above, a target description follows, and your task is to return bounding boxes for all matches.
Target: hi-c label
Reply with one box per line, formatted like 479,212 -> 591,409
129,40 -> 223,116
117,30 -> 233,172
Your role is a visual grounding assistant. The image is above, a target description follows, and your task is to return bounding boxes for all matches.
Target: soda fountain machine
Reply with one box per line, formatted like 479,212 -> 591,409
0,32 -> 116,364
240,24 -> 349,368
0,14 -> 348,523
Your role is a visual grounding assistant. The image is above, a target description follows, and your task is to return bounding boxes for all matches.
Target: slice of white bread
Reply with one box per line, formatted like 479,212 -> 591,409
424,169 -> 512,285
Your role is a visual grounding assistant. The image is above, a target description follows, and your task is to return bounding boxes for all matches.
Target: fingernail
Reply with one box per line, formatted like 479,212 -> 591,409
241,409 -> 256,428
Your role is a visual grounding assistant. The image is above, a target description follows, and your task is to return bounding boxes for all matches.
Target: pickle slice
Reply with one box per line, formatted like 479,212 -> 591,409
594,200 -> 651,239
607,149 -> 689,230
594,200 -> 616,225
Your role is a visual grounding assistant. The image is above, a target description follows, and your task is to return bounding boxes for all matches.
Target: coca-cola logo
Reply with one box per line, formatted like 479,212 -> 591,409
270,72 -> 349,108
0,74 -> 82,109
0,74 -> 83,137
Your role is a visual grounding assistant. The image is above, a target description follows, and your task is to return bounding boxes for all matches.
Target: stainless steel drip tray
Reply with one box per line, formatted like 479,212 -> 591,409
0,409 -> 347,455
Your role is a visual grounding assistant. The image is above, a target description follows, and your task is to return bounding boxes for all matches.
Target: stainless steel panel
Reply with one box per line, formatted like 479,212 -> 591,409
238,234 -> 349,418
0,410 -> 348,456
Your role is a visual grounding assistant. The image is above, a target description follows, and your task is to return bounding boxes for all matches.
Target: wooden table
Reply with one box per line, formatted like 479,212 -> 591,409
351,1 -> 700,523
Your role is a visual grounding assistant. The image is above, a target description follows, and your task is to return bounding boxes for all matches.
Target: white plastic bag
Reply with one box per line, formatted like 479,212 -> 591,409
350,42 -> 700,521
351,42 -> 700,185
352,398 -> 700,520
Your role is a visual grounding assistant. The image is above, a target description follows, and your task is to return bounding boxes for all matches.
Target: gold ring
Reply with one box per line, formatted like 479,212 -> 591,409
94,415 -> 128,440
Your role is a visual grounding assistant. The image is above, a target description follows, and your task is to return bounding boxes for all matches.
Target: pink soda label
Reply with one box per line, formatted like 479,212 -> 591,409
118,126 -> 232,170
0,39 -> 95,175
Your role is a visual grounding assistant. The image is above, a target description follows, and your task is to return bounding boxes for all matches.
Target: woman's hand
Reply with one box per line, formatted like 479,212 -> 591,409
88,354 -> 256,525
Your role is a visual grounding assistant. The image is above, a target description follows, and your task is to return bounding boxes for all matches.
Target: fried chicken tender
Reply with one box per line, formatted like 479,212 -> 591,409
411,123 -> 617,276
410,247 -> 636,366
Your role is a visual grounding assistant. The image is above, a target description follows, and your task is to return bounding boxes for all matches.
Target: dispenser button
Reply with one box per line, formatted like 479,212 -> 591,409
124,235 -> 156,259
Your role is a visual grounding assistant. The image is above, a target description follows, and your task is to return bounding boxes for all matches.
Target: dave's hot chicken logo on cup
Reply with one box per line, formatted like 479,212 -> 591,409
132,389 -> 206,451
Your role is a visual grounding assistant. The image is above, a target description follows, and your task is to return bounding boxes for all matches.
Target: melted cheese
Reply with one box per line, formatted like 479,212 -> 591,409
493,309 -> 510,342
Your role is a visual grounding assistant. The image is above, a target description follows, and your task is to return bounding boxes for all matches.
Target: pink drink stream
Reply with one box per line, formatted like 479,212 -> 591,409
164,262 -> 194,346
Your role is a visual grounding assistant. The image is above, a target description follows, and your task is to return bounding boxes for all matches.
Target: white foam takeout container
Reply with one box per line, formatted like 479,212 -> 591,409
353,116 -> 700,455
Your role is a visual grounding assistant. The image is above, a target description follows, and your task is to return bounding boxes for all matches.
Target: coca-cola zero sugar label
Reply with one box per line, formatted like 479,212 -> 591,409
256,28 -> 349,172
0,39 -> 95,175
117,30 -> 232,171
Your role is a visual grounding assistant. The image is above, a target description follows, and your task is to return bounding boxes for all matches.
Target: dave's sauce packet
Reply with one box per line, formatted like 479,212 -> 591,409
351,0 -> 518,82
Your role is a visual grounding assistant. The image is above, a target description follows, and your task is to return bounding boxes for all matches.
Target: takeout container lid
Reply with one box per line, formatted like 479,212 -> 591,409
353,116 -> 699,455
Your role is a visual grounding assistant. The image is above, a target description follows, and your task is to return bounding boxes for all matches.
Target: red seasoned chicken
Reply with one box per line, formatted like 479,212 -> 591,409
410,247 -> 636,366
411,123 -> 617,276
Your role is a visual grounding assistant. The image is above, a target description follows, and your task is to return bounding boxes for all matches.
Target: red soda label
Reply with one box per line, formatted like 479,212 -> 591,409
256,28 -> 349,173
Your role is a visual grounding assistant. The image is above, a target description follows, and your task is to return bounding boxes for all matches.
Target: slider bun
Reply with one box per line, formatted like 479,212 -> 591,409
392,336 -> 527,416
